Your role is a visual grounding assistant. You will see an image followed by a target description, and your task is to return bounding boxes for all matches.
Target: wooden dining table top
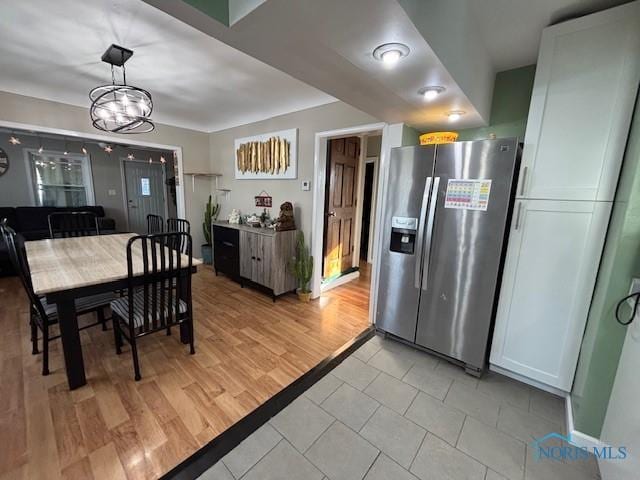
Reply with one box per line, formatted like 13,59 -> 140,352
25,233 -> 202,295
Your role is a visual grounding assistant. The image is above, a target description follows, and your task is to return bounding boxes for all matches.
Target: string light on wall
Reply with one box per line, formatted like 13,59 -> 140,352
89,44 -> 154,134
160,155 -> 166,164
127,153 -> 135,160
63,139 -> 69,155
81,142 -> 88,155
9,132 -> 21,145
37,135 -> 44,153
104,145 -> 113,153
148,156 -> 153,164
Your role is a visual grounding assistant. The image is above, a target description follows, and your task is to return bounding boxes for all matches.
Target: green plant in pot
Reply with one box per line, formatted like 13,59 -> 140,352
289,231 -> 313,302
201,195 -> 220,265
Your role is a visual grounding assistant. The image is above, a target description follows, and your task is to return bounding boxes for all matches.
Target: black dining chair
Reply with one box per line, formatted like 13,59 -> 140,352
1,221 -> 113,375
48,211 -> 100,238
146,214 -> 164,234
110,232 -> 194,380
166,218 -> 190,254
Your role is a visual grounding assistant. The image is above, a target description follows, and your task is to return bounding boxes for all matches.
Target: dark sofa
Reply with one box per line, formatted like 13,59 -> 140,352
0,206 -> 116,276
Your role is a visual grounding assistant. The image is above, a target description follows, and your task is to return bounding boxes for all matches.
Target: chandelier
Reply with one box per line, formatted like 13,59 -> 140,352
89,44 -> 154,134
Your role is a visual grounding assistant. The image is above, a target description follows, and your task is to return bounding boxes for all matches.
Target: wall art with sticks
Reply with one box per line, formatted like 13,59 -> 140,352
234,128 -> 297,179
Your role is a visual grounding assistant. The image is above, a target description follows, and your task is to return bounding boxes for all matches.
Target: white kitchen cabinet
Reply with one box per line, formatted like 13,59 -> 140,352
517,2 -> 640,202
490,200 -> 611,391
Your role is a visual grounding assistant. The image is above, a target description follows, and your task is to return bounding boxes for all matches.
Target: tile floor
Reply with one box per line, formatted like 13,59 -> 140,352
199,334 -> 600,480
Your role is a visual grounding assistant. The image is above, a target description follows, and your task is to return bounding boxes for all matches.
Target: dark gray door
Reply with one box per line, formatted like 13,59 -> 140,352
415,139 -> 518,369
376,145 -> 436,341
124,160 -> 166,234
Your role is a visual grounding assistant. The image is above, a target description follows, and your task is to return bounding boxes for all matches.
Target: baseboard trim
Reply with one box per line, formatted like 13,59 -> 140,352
320,270 -> 360,293
565,394 -> 608,450
160,326 -> 376,480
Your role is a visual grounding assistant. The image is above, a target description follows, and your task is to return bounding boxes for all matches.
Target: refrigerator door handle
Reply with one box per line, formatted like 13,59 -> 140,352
414,176 -> 433,289
421,176 -> 440,291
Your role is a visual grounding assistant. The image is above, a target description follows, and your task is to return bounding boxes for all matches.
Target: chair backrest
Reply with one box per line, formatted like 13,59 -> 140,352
146,214 -> 164,234
48,211 -> 100,238
125,232 -> 193,335
166,218 -> 190,253
0,221 -> 49,321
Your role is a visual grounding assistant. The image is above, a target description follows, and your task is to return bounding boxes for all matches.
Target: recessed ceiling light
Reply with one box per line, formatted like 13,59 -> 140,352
447,110 -> 465,122
373,43 -> 410,67
418,86 -> 445,101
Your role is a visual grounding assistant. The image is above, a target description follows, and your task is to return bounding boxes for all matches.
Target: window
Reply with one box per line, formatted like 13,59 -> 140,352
26,150 -> 95,207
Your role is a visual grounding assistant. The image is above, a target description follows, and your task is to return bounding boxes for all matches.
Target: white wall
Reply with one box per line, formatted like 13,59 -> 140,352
0,91 -> 210,254
208,101 -> 377,241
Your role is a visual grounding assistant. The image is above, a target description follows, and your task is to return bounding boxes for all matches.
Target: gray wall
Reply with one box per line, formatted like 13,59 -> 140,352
0,91 -> 210,254
208,101 -> 377,241
0,132 -> 176,232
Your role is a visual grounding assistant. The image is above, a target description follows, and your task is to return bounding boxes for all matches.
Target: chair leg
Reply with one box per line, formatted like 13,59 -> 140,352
130,337 -> 142,381
98,308 -> 107,331
30,316 -> 39,355
113,319 -> 122,355
42,322 -> 50,376
188,318 -> 195,355
166,326 -> 171,336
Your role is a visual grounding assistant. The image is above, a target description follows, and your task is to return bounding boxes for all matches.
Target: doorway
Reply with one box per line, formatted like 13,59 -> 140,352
360,159 -> 377,263
323,136 -> 360,280
122,159 -> 167,233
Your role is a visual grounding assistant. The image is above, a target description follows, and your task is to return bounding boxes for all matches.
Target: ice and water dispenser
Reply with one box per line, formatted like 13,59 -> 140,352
389,216 -> 418,254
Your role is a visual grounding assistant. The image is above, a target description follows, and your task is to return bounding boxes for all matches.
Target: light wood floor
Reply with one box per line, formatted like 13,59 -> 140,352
0,264 -> 371,480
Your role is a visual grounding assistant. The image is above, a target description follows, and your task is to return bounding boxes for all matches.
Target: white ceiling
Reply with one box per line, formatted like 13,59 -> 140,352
467,0 -> 632,71
0,0 -> 335,132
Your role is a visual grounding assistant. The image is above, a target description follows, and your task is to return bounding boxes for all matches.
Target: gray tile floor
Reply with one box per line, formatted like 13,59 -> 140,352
199,335 -> 600,480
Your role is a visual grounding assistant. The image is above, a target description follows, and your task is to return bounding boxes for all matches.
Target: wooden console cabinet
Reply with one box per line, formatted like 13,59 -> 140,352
212,221 -> 297,299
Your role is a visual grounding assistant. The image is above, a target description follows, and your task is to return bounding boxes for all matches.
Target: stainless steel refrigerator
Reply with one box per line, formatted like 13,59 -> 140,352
376,138 -> 520,374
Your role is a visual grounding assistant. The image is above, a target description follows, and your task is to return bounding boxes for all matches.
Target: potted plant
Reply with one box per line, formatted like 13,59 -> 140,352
289,231 -> 313,302
201,195 -> 219,265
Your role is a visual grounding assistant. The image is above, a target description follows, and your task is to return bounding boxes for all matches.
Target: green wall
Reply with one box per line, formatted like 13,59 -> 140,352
571,94 -> 640,437
183,0 -> 229,25
456,65 -> 536,141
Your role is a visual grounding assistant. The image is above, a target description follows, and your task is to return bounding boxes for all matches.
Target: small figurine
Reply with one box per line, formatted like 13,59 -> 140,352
275,201 -> 296,231
228,209 -> 241,224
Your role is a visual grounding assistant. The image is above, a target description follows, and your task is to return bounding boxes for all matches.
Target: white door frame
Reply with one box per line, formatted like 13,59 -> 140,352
120,157 -> 169,232
0,120 -> 186,221
310,122 -> 385,308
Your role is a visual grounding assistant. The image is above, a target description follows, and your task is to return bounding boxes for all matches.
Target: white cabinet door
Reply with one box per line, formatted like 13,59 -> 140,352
490,200 -> 611,391
518,2 -> 640,202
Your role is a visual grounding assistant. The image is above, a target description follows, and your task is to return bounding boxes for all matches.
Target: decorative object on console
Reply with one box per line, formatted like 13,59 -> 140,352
201,195 -> 219,265
255,190 -> 272,207
289,231 -> 313,302
228,209 -> 241,224
89,44 -> 154,134
234,128 -> 297,179
274,202 -> 296,232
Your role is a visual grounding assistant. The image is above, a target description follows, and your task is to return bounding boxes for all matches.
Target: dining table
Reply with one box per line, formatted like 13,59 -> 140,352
25,232 -> 201,390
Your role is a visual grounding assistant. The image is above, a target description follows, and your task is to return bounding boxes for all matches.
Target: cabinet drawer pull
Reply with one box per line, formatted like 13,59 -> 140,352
519,166 -> 528,196
257,257 -> 261,262
251,256 -> 256,260
222,241 -> 234,247
514,202 -> 523,230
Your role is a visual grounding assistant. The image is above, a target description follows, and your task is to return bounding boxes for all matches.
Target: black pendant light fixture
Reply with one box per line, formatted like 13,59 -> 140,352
89,44 -> 154,134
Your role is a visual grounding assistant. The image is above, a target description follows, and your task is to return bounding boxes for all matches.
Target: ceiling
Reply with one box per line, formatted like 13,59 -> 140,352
0,0 -> 335,132
0,0 -> 630,133
466,0 -> 633,71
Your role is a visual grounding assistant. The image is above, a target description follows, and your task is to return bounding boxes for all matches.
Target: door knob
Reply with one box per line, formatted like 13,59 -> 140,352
327,211 -> 336,217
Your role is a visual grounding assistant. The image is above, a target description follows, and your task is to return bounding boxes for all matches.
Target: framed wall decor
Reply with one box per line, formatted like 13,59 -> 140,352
234,128 -> 297,180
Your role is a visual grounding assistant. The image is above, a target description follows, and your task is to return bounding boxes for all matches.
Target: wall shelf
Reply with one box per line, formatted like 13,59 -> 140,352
183,172 -> 224,193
